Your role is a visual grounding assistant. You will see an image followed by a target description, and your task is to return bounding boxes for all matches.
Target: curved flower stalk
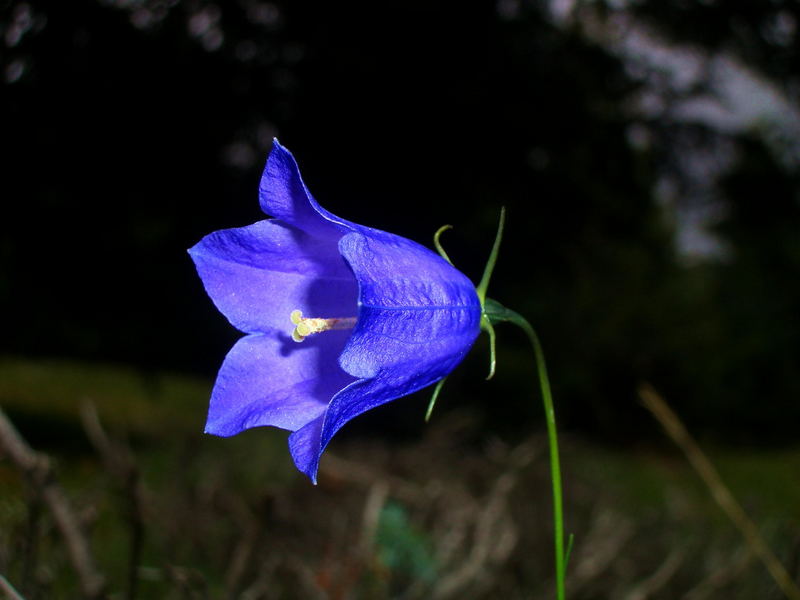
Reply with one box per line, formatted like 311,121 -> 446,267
189,140 -> 482,483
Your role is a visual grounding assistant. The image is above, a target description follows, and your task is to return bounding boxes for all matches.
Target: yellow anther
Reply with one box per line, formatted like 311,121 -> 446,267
290,309 -> 357,343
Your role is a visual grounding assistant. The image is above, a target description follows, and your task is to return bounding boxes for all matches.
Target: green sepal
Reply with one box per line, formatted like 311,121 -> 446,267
483,297 -> 514,325
433,224 -> 454,265
476,207 -> 506,305
480,313 -> 497,380
424,377 -> 448,422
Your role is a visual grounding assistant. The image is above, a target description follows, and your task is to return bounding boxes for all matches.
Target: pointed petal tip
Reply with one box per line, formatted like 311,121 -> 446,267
267,137 -> 294,164
288,417 -> 326,484
295,459 -> 321,485
203,420 -> 239,438
300,459 -> 320,485
259,141 -> 347,237
186,237 -> 217,264
186,243 -> 204,264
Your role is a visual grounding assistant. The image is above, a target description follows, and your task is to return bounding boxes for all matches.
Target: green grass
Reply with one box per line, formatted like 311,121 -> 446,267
0,356 -> 209,436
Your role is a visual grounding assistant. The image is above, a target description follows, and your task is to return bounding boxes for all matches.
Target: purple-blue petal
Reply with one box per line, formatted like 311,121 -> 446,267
337,231 -> 481,378
188,220 -> 357,335
287,231 -> 481,481
259,140 -> 353,238
287,416 -> 325,482
206,331 -> 356,436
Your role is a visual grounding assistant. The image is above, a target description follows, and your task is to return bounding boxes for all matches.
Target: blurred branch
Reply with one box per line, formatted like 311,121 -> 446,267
0,407 -> 106,599
432,438 -> 539,599
623,546 -> 684,600
80,402 -> 144,600
359,480 -> 389,556
433,470 -> 517,599
639,384 -> 800,600
218,490 -> 273,597
0,574 -> 27,600
570,508 -> 634,591
20,492 -> 41,594
320,452 -> 429,503
684,547 -> 754,600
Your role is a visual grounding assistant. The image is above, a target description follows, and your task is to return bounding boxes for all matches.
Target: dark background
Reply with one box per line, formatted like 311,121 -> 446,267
3,0 -> 799,444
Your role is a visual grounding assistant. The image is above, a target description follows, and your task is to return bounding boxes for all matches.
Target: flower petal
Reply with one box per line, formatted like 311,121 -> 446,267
337,231 -> 481,378
188,220 -> 357,334
286,231 -> 482,482
259,140 -> 352,238
205,331 -> 356,436
287,415 -> 324,482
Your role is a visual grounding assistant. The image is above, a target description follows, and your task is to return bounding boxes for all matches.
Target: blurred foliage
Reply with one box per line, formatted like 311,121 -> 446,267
0,356 -> 207,440
630,0 -> 800,81
1,0 -> 798,444
375,501 -> 437,588
0,378 -> 798,598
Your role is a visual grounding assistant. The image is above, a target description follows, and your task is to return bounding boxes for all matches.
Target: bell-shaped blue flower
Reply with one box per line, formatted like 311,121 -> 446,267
189,141 -> 481,482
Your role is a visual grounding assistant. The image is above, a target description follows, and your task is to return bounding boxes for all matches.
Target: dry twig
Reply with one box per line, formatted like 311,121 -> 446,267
684,547 -> 754,600
80,402 -> 144,600
623,546 -> 684,600
639,384 -> 800,600
0,407 -> 106,599
0,574 -> 27,600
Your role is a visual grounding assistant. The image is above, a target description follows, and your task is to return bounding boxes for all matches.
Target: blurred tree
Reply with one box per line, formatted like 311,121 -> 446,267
705,138 -> 800,438
1,0 -> 797,442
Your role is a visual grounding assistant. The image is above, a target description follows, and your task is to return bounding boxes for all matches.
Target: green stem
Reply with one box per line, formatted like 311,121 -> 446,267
523,317 -> 565,600
485,300 -> 566,600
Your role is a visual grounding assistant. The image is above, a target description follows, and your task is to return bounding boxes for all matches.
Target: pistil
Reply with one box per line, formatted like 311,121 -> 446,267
290,309 -> 357,342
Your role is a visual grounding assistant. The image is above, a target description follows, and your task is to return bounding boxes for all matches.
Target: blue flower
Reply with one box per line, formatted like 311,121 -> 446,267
188,141 -> 482,482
